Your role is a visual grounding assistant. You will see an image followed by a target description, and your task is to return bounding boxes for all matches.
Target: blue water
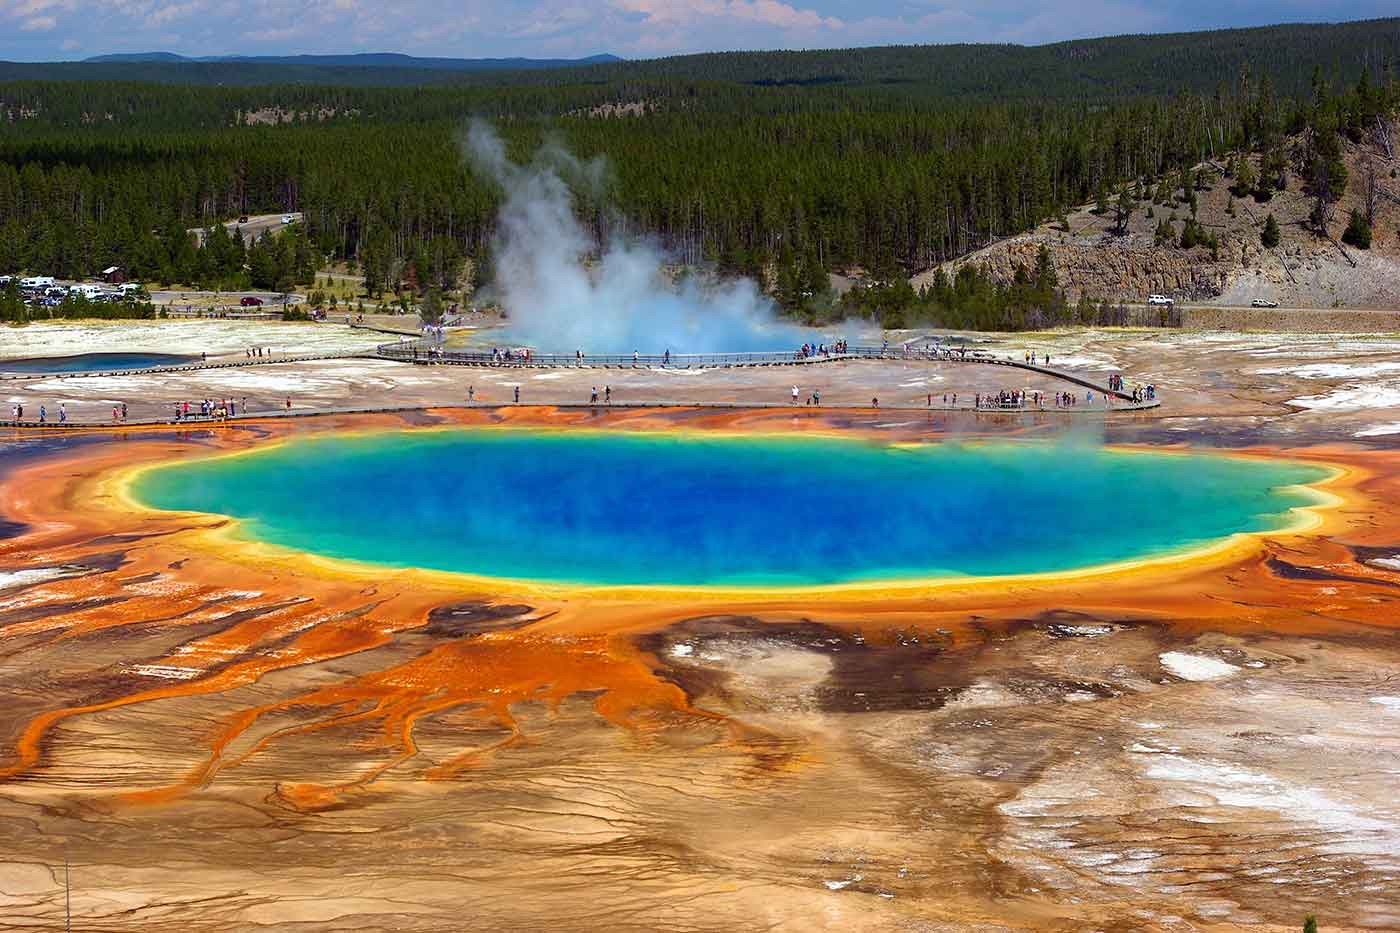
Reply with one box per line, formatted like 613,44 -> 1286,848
1,352 -> 196,373
132,430 -> 1328,587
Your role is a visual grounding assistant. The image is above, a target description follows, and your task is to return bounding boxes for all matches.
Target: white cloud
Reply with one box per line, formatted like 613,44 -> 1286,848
20,14 -> 57,29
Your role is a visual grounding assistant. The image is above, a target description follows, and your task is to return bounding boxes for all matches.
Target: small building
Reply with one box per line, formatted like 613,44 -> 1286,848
100,265 -> 125,284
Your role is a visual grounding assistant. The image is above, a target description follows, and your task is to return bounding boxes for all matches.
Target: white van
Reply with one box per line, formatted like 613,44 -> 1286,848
21,276 -> 54,290
1146,294 -> 1174,306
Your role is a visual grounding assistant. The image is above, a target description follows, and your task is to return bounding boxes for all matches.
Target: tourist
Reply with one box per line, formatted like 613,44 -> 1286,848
605,386 -> 611,404
812,389 -> 820,406
791,385 -> 799,404
468,385 -> 475,402
39,405 -> 46,424
633,350 -> 639,365
871,397 -> 879,408
58,403 -> 66,424
514,385 -> 520,404
112,406 -> 119,422
285,397 -> 292,410
591,386 -> 599,404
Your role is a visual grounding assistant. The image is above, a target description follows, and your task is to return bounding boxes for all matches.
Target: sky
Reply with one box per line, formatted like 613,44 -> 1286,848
0,0 -> 1392,62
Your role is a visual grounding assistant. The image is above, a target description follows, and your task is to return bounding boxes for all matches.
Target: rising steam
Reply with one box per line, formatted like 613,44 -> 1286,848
464,121 -> 811,354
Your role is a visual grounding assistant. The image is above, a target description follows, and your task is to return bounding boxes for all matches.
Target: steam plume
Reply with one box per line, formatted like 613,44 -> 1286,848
464,121 -> 811,354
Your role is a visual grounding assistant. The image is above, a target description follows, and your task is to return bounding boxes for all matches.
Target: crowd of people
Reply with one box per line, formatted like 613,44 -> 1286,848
172,397 -> 252,421
489,347 -> 530,363
1106,373 -> 1156,402
795,340 -> 847,359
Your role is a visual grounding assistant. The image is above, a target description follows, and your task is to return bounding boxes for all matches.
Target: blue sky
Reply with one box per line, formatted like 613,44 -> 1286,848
0,0 -> 1392,62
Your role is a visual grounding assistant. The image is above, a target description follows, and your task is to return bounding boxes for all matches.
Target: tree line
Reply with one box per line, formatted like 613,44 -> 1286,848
0,40 -> 1393,324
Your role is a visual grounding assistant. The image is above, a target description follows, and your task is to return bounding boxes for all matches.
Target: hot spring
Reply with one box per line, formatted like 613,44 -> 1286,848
1,352 -> 196,374
131,430 -> 1329,587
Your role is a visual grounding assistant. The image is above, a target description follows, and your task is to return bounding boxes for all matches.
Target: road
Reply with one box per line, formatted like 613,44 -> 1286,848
188,212 -> 303,246
149,290 -> 304,308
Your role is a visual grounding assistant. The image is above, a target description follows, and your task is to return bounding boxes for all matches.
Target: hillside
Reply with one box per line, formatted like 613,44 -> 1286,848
924,130 -> 1400,309
0,18 -> 1395,95
0,19 -> 1397,326
82,52 -> 621,71
0,54 -> 620,87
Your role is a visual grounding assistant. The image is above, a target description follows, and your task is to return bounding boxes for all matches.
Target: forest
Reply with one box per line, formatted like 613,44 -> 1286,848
0,18 -> 1396,330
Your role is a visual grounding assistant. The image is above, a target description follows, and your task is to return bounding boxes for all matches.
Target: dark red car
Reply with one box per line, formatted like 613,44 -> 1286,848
240,296 -> 263,307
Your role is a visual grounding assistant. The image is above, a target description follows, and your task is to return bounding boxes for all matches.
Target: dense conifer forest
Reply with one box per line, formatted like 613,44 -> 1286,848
0,18 -> 1396,329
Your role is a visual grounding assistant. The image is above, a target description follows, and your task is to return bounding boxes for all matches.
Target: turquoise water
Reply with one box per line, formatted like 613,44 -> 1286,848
1,352 -> 195,373
132,430 -> 1328,587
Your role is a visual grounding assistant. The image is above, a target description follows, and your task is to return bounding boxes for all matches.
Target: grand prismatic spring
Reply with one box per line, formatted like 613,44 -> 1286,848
131,430 -> 1329,586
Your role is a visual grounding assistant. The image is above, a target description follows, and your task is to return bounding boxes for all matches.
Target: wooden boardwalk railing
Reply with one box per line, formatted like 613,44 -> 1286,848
374,339 -> 1151,402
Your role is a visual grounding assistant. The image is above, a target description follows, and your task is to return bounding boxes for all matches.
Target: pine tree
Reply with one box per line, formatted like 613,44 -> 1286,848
1342,209 -> 1372,249
1114,187 -> 1134,234
1232,156 -> 1257,198
421,287 -> 444,324
1262,213 -> 1281,248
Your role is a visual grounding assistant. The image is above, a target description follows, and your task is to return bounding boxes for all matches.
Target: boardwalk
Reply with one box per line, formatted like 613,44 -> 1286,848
0,336 -> 1159,428
375,340 -> 1150,403
0,395 -> 1159,431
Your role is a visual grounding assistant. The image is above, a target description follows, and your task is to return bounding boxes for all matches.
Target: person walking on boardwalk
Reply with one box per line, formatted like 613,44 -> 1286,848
39,405 -> 46,424
791,385 -> 800,405
514,385 -> 520,404
591,386 -> 599,404
468,385 -> 475,402
604,386 -> 611,404
58,403 -> 66,424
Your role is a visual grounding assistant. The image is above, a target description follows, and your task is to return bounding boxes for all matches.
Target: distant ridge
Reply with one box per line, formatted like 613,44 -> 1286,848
82,52 -> 623,71
1,18 -> 1392,93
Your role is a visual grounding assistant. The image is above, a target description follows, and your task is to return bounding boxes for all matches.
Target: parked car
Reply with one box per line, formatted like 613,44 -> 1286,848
1146,294 -> 1174,306
240,296 -> 264,307
280,214 -> 295,224
1250,298 -> 1279,308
